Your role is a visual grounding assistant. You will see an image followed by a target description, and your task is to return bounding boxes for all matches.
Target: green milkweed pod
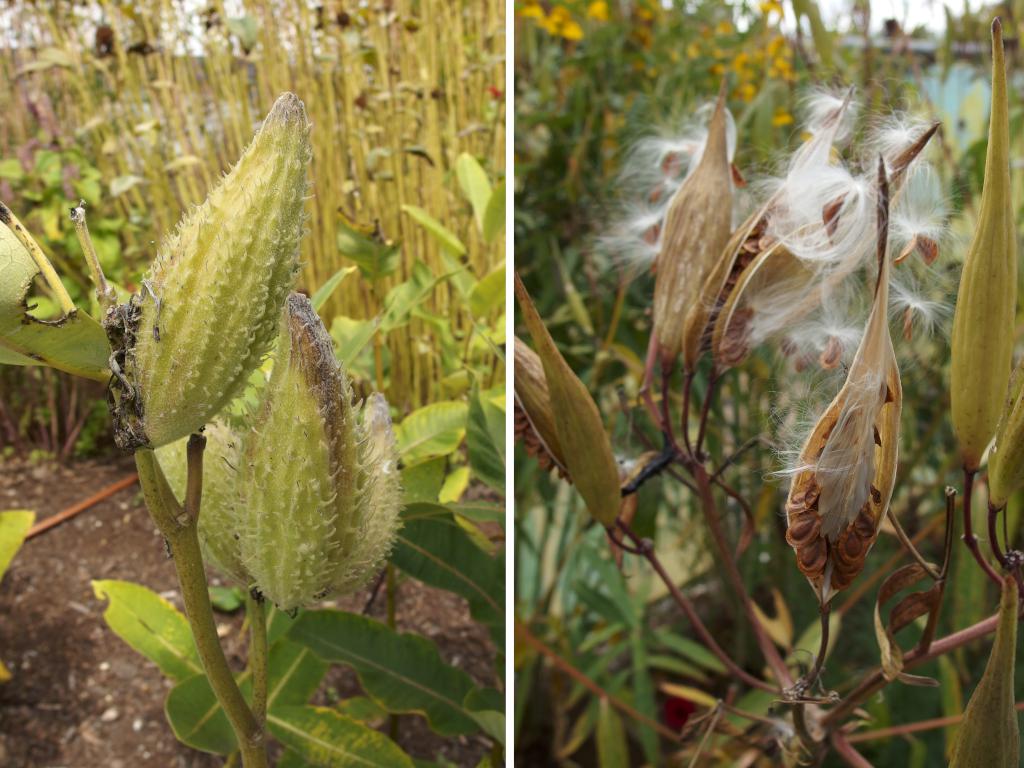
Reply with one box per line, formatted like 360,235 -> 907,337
155,421 -> 250,585
951,19 -> 1017,472
513,336 -> 568,477
949,575 -> 1020,768
107,93 -> 311,450
235,293 -> 401,611
988,364 -> 1024,510
652,81 -> 734,371
514,274 -> 620,527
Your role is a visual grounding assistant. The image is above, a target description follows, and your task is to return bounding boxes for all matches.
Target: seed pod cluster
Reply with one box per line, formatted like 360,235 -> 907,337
950,20 -> 1017,471
651,82 -> 734,370
785,161 -> 901,604
515,274 -> 620,527
107,93 -> 310,451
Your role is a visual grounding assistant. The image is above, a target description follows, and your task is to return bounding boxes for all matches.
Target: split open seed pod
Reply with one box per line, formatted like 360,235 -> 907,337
513,336 -> 568,477
949,575 -> 1020,768
988,363 -> 1024,510
515,274 -> 620,527
651,81 -> 733,370
784,161 -> 902,605
951,19 -> 1017,472
107,93 -> 310,451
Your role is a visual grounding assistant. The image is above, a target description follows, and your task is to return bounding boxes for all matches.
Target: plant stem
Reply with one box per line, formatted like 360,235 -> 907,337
247,593 -> 268,728
136,444 -> 267,768
616,519 -> 777,693
962,468 -> 1003,585
830,732 -> 873,768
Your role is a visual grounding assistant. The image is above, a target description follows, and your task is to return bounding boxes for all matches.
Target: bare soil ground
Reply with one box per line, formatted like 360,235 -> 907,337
0,455 -> 497,767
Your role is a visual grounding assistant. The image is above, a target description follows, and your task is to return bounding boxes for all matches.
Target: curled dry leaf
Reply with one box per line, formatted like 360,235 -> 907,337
784,160 -> 902,605
949,575 -> 1020,768
873,562 -> 942,683
652,80 -> 733,370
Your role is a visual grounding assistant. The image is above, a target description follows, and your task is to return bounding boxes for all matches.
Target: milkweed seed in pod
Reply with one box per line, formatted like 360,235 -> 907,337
106,93 -> 310,451
988,364 -> 1024,510
784,160 -> 901,605
513,336 -> 568,478
236,293 -> 401,611
951,19 -> 1017,472
155,421 -> 250,586
651,80 -> 733,371
514,274 -> 620,527
949,576 -> 1020,768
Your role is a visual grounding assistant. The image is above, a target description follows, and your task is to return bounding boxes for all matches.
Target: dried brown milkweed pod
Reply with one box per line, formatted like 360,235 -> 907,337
651,80 -> 733,371
951,19 -> 1017,471
949,576 -> 1020,768
515,274 -> 620,527
513,336 -> 568,478
784,160 -> 901,604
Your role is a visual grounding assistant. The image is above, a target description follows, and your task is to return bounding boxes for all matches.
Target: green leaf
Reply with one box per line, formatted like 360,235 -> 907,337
269,706 -> 413,767
466,385 -> 504,493
392,503 -> 504,653
311,266 -> 357,312
455,153 -> 492,235
288,610 -> 485,736
209,585 -> 244,613
0,510 -> 34,584
380,261 -> 446,332
267,639 -> 330,709
0,159 -> 24,182
401,205 -> 465,256
596,698 -> 629,768
482,181 -> 504,244
468,263 -> 505,318
402,457 -> 446,503
0,219 -> 110,381
463,687 -> 505,746
438,466 -> 469,504
652,629 -> 727,675
109,174 -> 145,197
394,401 -> 468,465
336,217 -> 401,281
92,579 -> 202,682
336,696 -> 387,724
329,315 -> 379,370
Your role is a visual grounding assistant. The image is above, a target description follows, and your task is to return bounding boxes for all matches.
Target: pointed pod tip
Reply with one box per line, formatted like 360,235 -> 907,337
265,92 -> 310,129
992,16 -> 1002,37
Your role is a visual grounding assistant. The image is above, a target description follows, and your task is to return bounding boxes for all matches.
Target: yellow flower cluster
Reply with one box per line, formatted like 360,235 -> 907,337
687,22 -> 796,109
519,1 -> 611,41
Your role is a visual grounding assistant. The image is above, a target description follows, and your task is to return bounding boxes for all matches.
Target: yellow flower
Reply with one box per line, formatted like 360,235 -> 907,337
587,1 -> 609,21
541,6 -> 584,40
759,0 -> 784,15
772,109 -> 794,126
732,51 -> 750,72
710,63 -> 726,76
686,41 -> 701,59
735,82 -> 756,102
768,34 -> 786,56
519,0 -> 545,19
716,20 -> 734,35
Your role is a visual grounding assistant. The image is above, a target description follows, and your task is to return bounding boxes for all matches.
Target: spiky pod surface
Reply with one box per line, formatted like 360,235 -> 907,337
111,93 -> 311,450
235,294 -> 401,611
155,421 -> 251,585
784,163 -> 902,605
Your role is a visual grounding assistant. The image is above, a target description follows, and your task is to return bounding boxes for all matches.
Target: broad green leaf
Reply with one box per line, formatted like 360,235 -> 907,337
652,629 -> 727,675
596,698 -> 628,768
455,153 -> 492,235
402,457 -> 446,503
438,466 -> 469,504
92,579 -> 202,682
449,501 -> 504,524
311,266 -> 357,312
336,216 -> 401,280
329,315 -> 379,370
482,181 -> 504,244
381,261 -> 445,332
401,205 -> 466,256
468,263 -> 505,318
209,585 -> 244,613
0,159 -> 24,182
0,220 -> 110,381
0,510 -> 34,583
394,401 -> 468,465
288,610 -> 485,736
269,706 -> 413,767
466,385 -> 504,493
463,687 -> 505,746
392,503 -> 504,652
165,637 -> 327,755
336,696 -> 387,724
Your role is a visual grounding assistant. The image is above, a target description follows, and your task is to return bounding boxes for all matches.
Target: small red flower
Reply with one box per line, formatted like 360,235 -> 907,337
663,696 -> 696,730
487,85 -> 504,101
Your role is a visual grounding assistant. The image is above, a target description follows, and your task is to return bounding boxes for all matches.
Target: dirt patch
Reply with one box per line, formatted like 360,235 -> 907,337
0,456 -> 498,767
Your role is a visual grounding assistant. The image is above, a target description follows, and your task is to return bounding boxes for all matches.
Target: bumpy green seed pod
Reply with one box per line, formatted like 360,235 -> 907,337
155,421 -> 250,585
951,20 -> 1017,471
108,93 -> 310,450
949,575 -> 1019,768
236,293 -> 401,611
988,364 -> 1024,510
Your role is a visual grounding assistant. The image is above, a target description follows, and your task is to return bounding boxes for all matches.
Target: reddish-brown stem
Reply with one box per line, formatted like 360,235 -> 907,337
691,464 -> 794,688
823,611 -> 1000,728
694,370 -> 718,460
847,701 -> 1024,743
988,502 -> 1008,568
962,469 -> 1003,585
616,519 -> 777,693
831,732 -> 873,768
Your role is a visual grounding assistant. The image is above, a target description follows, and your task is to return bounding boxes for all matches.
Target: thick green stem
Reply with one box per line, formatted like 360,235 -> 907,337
136,445 -> 267,768
247,594 -> 269,728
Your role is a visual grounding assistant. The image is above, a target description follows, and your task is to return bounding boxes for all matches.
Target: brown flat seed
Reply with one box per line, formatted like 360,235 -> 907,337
798,537 -> 828,575
786,514 -> 820,546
